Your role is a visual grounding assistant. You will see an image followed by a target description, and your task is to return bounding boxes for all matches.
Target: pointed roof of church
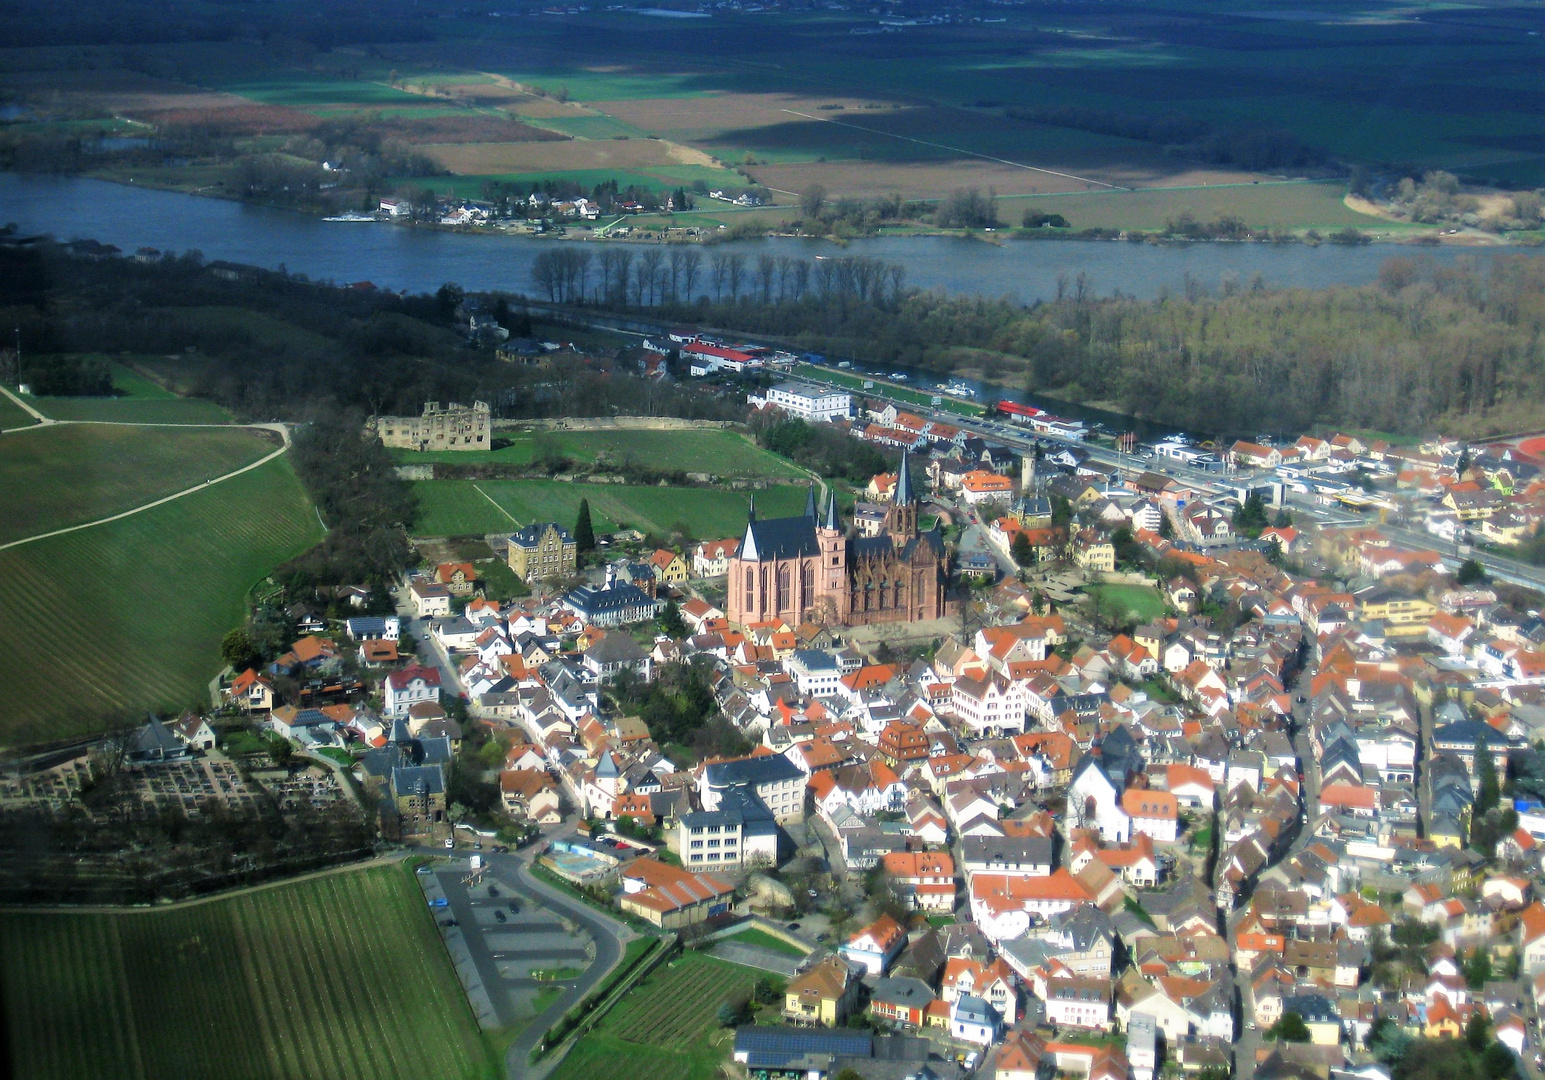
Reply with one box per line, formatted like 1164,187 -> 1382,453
894,449 -> 917,506
825,490 -> 840,531
805,483 -> 817,519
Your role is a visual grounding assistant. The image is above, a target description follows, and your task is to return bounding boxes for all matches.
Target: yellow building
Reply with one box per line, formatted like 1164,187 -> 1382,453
649,549 -> 689,584
1354,586 -> 1436,638
508,522 -> 577,584
784,956 -> 859,1027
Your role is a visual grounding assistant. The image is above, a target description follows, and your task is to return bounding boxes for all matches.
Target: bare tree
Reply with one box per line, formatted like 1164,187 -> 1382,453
680,249 -> 702,302
756,254 -> 776,304
793,259 -> 811,300
726,253 -> 746,301
776,255 -> 793,301
639,249 -> 665,306
710,253 -> 729,300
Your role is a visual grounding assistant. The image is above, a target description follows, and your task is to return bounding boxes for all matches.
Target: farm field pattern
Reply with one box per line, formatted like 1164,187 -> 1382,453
410,478 -> 814,539
549,952 -> 757,1080
394,428 -> 805,478
0,457 -> 324,743
0,425 -> 273,544
4,0 -> 1535,224
0,865 -> 495,1080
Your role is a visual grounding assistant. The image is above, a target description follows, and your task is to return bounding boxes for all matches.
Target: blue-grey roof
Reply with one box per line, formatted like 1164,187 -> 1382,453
741,514 -> 820,561
391,764 -> 445,798
563,582 -> 658,615
510,522 -> 572,549
706,754 -> 804,789
733,1028 -> 872,1059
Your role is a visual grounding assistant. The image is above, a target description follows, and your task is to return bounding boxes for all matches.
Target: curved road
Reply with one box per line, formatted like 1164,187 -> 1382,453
0,379 -> 293,553
425,841 -> 631,1080
496,852 -> 629,1080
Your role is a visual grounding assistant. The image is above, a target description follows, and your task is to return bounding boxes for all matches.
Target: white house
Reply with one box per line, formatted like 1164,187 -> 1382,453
840,914 -> 907,976
766,382 -> 852,423
693,539 -> 739,578
1045,977 -> 1113,1031
385,664 -> 442,718
950,994 -> 1000,1046
1068,758 -> 1132,843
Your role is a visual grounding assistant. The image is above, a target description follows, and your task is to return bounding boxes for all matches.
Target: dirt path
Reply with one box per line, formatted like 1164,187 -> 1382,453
0,419 -> 293,552
0,381 -> 54,428
473,482 -> 524,527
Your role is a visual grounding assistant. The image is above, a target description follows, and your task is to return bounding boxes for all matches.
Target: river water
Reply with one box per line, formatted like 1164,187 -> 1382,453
1,173 -> 1531,305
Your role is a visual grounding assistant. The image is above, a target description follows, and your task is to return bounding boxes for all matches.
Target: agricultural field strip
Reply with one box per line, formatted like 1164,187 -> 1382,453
0,457 -> 324,739
2,869 -> 487,1080
0,382 -> 49,425
779,108 -> 1124,191
472,482 -> 523,527
0,421 -> 291,552
606,958 -> 755,1050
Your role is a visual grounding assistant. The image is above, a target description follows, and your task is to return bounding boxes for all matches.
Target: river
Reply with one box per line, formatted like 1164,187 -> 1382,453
1,173 -> 1533,306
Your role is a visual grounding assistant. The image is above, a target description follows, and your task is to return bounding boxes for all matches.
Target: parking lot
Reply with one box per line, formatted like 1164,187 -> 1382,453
418,859 -> 599,1030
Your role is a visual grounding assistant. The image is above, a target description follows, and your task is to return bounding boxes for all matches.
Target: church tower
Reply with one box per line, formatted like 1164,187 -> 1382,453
816,490 -> 849,622
1021,450 -> 1036,497
884,449 -> 919,543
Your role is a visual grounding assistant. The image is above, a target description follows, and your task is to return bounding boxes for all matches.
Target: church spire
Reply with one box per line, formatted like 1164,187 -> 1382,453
747,493 -> 756,522
824,489 -> 840,531
894,449 -> 916,506
805,482 -> 817,519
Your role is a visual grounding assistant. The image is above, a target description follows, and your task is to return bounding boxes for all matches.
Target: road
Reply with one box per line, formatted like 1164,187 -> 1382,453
395,585 -> 468,700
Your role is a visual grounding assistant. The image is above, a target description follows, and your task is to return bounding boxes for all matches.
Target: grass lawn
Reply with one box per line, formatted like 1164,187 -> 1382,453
0,863 -> 497,1080
1004,181 -> 1389,234
550,951 -> 756,1080
411,479 -> 813,539
394,428 -> 804,481
795,363 -> 985,418
1086,582 -> 1169,623
721,927 -> 809,958
0,392 -> 38,430
0,456 -> 324,745
0,425 -> 275,545
18,359 -> 233,424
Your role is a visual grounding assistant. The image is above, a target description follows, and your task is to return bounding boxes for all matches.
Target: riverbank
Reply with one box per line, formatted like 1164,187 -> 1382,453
51,168 -> 1542,250
5,173 -> 1541,308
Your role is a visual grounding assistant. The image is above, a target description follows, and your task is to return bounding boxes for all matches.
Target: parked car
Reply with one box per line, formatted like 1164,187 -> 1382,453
488,886 -> 499,898
439,918 -> 457,927
509,902 -> 520,915
415,865 -> 433,875
494,910 -> 506,923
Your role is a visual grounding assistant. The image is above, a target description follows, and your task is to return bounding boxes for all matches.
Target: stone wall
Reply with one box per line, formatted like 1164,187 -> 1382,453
497,416 -> 737,433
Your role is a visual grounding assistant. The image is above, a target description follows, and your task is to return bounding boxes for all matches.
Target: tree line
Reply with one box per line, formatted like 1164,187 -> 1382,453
531,247 -> 907,309
559,252 -> 1545,438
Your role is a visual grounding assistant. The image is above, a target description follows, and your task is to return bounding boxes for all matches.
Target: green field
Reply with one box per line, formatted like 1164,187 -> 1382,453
0,425 -> 274,545
0,864 -> 496,1080
1007,181 -> 1390,233
1087,582 -> 1169,623
720,927 -> 809,958
0,456 -> 324,744
0,392 -> 38,430
411,479 -> 813,539
550,952 -> 756,1080
395,428 -> 804,480
20,361 -> 233,424
795,364 -> 985,418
